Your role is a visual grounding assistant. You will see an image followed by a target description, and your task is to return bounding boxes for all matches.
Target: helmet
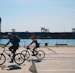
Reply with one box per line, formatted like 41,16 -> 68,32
30,36 -> 35,39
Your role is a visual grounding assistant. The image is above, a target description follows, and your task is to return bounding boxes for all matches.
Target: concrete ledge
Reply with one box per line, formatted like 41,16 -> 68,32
55,44 -> 68,46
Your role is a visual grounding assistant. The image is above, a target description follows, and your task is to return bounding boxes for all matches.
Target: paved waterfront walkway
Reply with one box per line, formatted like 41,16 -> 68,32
0,46 -> 75,73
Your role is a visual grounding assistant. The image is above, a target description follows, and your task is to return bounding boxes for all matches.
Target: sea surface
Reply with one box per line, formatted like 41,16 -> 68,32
0,39 -> 75,46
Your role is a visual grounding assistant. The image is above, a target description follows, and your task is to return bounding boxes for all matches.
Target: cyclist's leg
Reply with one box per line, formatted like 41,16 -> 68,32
9,46 -> 13,53
8,46 -> 14,62
32,47 -> 38,56
33,44 -> 39,52
32,47 -> 36,53
12,49 -> 17,61
33,43 -> 40,53
10,46 -> 19,62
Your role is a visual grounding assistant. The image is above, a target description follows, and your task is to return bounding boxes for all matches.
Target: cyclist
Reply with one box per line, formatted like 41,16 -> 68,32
28,36 -> 40,56
4,33 -> 20,63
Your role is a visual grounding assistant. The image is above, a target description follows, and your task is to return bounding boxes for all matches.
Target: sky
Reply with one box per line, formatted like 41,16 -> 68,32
0,0 -> 75,32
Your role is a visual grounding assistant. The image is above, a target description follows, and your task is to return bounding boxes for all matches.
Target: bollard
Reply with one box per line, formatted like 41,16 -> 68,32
45,42 -> 48,46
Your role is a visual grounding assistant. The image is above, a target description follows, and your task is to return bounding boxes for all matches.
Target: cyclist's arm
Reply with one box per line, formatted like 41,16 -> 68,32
29,41 -> 33,45
4,40 -> 10,47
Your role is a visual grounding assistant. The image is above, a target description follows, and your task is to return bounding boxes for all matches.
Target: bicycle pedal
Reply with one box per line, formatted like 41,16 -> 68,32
9,60 -> 14,63
32,54 -> 36,56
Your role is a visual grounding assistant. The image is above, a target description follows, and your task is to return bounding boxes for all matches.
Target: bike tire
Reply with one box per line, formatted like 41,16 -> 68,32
0,53 -> 6,65
21,50 -> 30,60
14,53 -> 25,65
36,50 -> 45,60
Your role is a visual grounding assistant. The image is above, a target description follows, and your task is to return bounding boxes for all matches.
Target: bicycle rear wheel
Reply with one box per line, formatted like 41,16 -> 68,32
36,50 -> 45,60
21,50 -> 30,60
0,53 -> 6,65
14,53 -> 25,65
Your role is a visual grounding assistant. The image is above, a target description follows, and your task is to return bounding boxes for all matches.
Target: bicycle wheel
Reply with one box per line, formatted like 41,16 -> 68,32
21,50 -> 30,60
36,50 -> 45,60
0,53 -> 6,65
14,53 -> 25,65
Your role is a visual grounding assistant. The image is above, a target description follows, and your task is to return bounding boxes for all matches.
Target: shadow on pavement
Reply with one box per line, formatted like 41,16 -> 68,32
32,59 -> 42,63
7,65 -> 21,70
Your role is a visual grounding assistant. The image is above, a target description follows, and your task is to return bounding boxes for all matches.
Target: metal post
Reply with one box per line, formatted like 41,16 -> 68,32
0,17 -> 1,44
0,17 -> 1,33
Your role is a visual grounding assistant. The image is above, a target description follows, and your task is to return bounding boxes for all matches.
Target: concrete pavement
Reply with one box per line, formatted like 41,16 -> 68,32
0,46 -> 75,73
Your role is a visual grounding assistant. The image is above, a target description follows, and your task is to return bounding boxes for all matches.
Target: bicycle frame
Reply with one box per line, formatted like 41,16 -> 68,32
26,46 -> 38,55
2,47 -> 13,60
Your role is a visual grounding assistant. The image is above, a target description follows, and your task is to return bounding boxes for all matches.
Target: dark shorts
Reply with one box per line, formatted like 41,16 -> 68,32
9,45 -> 19,53
35,43 -> 40,48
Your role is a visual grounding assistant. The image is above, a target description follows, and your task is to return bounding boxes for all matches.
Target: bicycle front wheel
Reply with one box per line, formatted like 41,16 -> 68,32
0,53 -> 6,65
14,53 -> 25,65
21,50 -> 30,60
36,50 -> 45,60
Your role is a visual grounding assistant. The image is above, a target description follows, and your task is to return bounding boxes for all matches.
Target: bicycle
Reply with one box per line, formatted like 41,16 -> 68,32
0,47 -> 25,65
21,46 -> 45,61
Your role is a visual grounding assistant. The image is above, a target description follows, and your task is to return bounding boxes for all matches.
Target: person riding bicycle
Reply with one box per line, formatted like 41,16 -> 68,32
4,33 -> 20,63
28,36 -> 40,56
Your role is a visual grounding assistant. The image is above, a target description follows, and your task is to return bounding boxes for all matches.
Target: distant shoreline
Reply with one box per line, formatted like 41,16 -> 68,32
1,32 -> 75,39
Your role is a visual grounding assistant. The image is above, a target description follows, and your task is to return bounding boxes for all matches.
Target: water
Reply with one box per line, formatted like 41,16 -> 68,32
0,39 -> 75,46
